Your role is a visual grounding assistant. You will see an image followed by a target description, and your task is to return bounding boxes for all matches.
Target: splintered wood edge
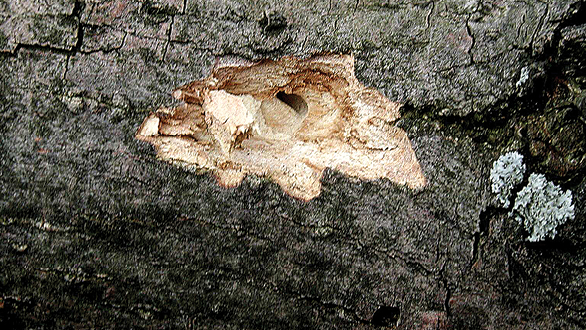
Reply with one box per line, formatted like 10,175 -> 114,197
136,54 -> 426,200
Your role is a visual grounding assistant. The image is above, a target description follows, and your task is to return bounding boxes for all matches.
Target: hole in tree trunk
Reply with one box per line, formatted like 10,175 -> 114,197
275,91 -> 308,116
260,92 -> 308,137
136,54 -> 427,201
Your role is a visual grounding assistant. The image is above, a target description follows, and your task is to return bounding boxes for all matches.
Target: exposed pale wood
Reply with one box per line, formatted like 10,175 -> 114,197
137,54 -> 426,200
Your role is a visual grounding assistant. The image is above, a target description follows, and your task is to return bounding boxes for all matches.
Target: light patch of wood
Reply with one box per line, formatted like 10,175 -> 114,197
136,54 -> 426,200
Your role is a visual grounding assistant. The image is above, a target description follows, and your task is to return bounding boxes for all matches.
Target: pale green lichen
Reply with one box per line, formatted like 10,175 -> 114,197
490,151 -> 526,208
491,152 -> 575,242
511,173 -> 575,242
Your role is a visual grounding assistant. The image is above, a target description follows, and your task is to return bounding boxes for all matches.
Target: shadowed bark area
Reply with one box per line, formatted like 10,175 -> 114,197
1,0 -> 585,329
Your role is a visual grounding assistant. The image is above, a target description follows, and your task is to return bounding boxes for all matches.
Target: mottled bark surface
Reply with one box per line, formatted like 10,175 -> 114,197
1,0 -> 585,329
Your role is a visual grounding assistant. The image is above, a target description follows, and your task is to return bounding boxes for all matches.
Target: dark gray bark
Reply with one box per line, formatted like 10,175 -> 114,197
1,0 -> 585,328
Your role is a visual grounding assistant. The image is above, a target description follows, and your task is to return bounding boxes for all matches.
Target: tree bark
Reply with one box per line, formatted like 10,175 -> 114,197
1,0 -> 585,328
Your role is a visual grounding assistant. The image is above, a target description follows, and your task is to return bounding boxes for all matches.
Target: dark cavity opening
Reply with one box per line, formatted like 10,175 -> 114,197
276,91 -> 308,116
372,306 -> 400,327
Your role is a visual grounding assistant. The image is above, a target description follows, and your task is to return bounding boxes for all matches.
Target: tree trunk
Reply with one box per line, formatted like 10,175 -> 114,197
1,0 -> 585,328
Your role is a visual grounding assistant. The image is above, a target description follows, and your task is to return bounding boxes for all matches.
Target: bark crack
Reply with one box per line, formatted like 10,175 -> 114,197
426,1 -> 435,29
469,207 -> 492,269
162,15 -> 175,62
516,12 -> 527,43
529,2 -> 550,51
465,14 -> 476,65
439,263 -> 452,319
63,54 -> 71,80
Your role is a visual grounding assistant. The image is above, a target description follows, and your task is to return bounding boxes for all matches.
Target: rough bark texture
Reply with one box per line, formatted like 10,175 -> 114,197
1,0 -> 585,329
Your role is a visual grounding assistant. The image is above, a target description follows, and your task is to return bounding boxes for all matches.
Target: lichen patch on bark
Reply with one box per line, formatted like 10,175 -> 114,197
136,54 -> 426,200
